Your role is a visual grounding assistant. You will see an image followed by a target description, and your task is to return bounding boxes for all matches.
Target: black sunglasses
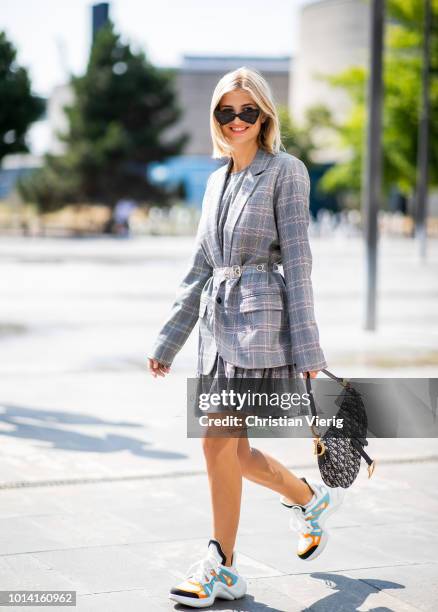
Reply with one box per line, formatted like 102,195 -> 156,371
214,106 -> 261,125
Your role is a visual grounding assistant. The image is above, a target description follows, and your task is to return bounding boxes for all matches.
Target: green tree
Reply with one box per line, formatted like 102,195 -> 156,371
277,105 -> 316,167
19,21 -> 189,211
278,101 -> 337,206
0,31 -> 44,164
305,0 -> 438,208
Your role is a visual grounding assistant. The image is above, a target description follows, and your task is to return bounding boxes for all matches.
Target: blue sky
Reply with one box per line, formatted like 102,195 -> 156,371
1,0 -> 312,96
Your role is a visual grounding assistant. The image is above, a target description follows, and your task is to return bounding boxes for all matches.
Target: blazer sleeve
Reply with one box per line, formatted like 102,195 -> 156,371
148,181 -> 213,367
273,157 -> 327,373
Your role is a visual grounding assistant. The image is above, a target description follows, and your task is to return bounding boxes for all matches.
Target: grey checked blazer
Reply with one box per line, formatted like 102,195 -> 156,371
149,147 -> 327,375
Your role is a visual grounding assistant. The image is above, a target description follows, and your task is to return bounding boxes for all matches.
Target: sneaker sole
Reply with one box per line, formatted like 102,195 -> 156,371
169,578 -> 247,608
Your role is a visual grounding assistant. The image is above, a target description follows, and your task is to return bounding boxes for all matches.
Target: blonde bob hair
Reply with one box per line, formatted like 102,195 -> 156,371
210,66 -> 283,159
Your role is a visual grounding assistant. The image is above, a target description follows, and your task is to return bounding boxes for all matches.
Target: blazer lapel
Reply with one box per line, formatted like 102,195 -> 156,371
205,147 -> 274,266
206,159 -> 232,265
223,148 -> 274,265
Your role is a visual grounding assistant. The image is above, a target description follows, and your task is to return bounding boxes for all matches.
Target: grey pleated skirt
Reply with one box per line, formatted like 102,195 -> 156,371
212,352 -> 296,379
194,352 -> 303,417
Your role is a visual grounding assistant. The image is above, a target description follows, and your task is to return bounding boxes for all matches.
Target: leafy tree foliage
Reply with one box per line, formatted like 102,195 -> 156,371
0,30 -> 44,163
305,0 -> 438,207
19,22 -> 189,211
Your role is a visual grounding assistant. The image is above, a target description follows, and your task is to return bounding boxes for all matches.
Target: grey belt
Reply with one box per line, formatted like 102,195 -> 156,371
213,262 -> 283,280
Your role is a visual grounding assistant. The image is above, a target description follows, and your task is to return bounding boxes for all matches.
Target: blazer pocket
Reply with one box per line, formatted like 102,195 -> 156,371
239,292 -> 283,313
240,292 -> 284,330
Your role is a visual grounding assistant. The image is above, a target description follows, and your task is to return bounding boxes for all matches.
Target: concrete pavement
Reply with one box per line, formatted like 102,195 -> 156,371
0,235 -> 437,610
0,461 -> 436,611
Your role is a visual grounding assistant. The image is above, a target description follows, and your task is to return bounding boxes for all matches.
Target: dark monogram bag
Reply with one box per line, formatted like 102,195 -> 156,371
304,368 -> 376,488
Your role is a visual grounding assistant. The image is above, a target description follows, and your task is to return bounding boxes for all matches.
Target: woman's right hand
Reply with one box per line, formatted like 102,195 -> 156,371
148,358 -> 171,378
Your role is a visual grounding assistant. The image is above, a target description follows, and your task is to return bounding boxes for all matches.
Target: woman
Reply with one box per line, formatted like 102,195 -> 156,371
148,67 -> 344,608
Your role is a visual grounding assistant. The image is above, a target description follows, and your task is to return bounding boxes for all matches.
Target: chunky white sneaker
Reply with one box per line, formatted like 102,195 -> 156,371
169,539 -> 247,608
280,478 -> 345,561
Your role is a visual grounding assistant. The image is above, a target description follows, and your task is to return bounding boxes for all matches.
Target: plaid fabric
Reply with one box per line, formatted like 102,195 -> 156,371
149,147 -> 327,374
214,353 -> 296,379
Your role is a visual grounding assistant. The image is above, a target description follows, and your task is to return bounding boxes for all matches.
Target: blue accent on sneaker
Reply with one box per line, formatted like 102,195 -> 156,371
304,492 -> 330,535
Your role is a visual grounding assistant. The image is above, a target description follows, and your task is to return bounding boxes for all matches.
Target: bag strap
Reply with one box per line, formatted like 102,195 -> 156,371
350,437 -> 376,477
350,438 -> 373,466
304,373 -> 318,419
320,368 -> 352,388
304,374 -> 323,442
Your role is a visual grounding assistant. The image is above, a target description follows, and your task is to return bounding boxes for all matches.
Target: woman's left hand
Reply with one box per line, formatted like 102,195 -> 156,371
302,370 -> 320,379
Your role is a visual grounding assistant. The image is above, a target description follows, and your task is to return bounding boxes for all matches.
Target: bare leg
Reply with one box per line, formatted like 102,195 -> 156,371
237,436 -> 313,506
202,414 -> 246,567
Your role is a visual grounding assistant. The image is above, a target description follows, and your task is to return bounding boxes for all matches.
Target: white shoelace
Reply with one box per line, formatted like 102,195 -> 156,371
186,555 -> 220,583
289,505 -> 313,534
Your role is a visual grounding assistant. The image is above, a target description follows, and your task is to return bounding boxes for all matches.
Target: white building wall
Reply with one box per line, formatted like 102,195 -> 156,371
290,0 -> 370,162
47,84 -> 74,155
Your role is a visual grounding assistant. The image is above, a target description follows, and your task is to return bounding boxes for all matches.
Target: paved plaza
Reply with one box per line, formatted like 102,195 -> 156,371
0,235 -> 437,611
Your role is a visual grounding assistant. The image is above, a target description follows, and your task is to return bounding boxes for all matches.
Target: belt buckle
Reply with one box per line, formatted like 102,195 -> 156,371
256,263 -> 265,272
232,265 -> 241,278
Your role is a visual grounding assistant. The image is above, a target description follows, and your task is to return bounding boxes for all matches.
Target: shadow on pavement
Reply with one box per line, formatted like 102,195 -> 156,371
0,403 -> 187,460
173,595 -> 282,611
171,572 -> 404,612
303,572 -> 404,612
